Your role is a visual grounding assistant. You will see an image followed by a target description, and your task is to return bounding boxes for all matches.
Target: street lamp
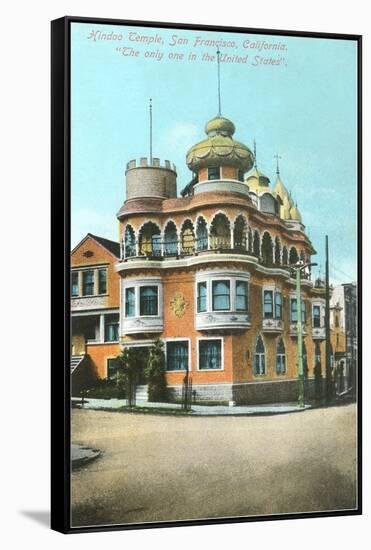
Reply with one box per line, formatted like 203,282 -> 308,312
289,261 -> 317,408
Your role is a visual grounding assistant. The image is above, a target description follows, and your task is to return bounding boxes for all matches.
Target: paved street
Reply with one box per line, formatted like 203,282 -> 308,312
71,404 -> 357,527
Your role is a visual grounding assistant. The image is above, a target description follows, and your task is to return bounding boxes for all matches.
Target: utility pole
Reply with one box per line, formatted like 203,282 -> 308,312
289,261 -> 317,408
325,235 -> 333,403
296,267 -> 304,407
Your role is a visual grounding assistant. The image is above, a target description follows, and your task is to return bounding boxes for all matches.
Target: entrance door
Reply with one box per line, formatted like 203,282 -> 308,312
135,347 -> 150,385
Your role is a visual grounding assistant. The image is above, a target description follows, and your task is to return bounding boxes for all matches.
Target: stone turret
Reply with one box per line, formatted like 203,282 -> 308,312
125,157 -> 177,200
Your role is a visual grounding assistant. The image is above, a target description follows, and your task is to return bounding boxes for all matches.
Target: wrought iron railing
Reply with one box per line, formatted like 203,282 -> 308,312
121,238 -> 310,279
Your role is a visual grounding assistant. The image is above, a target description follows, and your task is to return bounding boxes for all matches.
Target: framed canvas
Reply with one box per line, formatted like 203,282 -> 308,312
51,16 -> 362,533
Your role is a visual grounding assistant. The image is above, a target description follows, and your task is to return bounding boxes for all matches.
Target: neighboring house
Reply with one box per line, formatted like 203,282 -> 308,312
71,233 -> 120,394
330,283 -> 357,393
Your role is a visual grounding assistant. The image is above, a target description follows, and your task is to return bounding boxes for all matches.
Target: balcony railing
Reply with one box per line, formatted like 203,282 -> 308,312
121,238 -> 311,279
123,238 -> 258,261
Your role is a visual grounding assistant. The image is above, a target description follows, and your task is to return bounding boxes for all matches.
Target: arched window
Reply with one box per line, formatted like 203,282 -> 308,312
210,213 -> 231,250
138,222 -> 161,257
300,250 -> 306,264
164,221 -> 178,256
181,219 -> 195,255
282,245 -> 288,266
260,193 -> 278,215
124,225 -> 136,258
196,217 -> 208,251
274,237 -> 281,265
261,232 -> 273,266
234,215 -> 247,251
276,338 -> 286,374
254,335 -> 265,375
289,246 -> 299,265
253,230 -> 260,257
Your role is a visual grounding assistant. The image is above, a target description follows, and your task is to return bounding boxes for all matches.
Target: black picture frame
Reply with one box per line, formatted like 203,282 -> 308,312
51,15 -> 362,534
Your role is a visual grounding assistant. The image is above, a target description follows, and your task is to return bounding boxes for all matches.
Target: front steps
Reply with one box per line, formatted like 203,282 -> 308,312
71,355 -> 86,374
136,385 -> 148,401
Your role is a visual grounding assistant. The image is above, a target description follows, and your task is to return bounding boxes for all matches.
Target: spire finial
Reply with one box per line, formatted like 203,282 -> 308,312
253,139 -> 257,168
216,50 -> 222,116
149,98 -> 153,164
274,153 -> 282,175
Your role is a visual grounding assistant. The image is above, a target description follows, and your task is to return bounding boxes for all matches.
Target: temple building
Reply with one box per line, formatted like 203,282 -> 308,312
95,111 -> 333,404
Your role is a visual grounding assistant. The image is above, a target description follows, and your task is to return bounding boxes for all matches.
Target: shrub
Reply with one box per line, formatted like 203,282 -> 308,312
84,378 -> 123,399
145,339 -> 168,402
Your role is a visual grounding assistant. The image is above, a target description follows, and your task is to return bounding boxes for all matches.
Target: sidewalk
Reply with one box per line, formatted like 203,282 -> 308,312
72,397 -> 311,416
72,444 -> 100,469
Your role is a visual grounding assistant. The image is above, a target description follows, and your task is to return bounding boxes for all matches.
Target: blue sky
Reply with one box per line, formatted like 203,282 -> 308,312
71,22 -> 358,284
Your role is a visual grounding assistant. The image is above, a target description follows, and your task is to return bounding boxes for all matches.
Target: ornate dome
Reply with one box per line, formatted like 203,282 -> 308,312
245,168 -> 270,191
186,116 -> 254,172
273,175 -> 288,200
205,116 -> 236,136
281,194 -> 292,220
290,204 -> 302,222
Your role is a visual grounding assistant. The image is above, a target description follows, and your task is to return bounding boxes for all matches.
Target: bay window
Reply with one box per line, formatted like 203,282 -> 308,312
291,298 -> 306,323
212,280 -> 230,311
197,282 -> 207,312
275,291 -> 282,320
313,305 -> 321,328
236,281 -> 248,312
263,290 -> 274,318
125,287 -> 135,317
140,286 -> 158,316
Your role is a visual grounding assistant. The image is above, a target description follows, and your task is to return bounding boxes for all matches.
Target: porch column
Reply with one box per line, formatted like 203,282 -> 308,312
230,224 -> 234,250
99,314 -> 105,343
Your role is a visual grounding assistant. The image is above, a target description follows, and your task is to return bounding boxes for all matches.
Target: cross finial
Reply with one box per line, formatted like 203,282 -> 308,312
216,50 -> 222,116
274,153 -> 282,175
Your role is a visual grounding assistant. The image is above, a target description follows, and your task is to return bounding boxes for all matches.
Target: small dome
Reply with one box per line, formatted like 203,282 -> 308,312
273,176 -> 288,200
186,116 -> 254,172
245,168 -> 270,190
281,194 -> 292,220
290,205 -> 302,222
205,116 -> 235,136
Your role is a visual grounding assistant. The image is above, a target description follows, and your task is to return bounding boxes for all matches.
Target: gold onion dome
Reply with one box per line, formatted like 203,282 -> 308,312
290,204 -> 302,222
281,194 -> 292,220
273,175 -> 288,200
186,116 -> 254,172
